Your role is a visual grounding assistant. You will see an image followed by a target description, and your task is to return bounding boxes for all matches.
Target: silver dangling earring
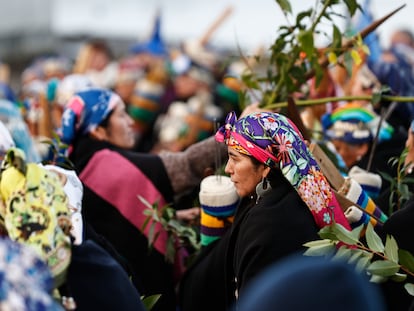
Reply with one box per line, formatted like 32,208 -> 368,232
255,177 -> 272,203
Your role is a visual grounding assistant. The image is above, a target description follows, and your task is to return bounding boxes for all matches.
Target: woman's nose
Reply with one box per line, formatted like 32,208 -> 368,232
224,161 -> 231,174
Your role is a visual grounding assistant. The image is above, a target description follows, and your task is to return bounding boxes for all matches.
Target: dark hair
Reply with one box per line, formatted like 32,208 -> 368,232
98,109 -> 115,129
248,155 -> 285,188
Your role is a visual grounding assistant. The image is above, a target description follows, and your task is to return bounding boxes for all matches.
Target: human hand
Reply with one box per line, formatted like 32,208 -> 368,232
344,205 -> 363,224
176,207 -> 201,225
239,102 -> 272,119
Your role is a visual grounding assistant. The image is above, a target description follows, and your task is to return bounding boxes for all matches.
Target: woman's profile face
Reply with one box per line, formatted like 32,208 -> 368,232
331,139 -> 368,168
225,148 -> 266,198
101,101 -> 135,149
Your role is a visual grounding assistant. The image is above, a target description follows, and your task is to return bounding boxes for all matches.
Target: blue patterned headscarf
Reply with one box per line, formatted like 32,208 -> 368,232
216,111 -> 351,230
59,88 -> 120,145
0,237 -> 63,310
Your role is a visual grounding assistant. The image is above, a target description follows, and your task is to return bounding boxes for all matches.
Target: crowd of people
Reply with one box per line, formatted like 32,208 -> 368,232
0,11 -> 413,310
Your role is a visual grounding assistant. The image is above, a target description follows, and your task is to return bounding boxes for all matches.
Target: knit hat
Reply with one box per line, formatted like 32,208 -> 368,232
322,103 -> 394,145
237,253 -> 385,311
128,78 -> 165,135
348,165 -> 382,199
216,111 -> 351,230
129,12 -> 168,57
338,176 -> 388,228
199,175 -> 239,246
59,88 -> 120,146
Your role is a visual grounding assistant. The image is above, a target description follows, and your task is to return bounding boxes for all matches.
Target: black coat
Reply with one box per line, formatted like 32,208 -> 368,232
179,171 -> 320,311
70,136 -> 177,311
377,198 -> 414,311
357,130 -> 406,216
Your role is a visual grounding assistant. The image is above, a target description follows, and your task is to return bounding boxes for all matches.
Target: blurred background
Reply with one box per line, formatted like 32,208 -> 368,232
0,0 -> 410,56
0,0 -> 410,87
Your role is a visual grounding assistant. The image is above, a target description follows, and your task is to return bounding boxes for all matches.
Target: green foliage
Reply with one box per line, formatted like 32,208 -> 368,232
40,132 -> 74,170
241,0 -> 362,108
141,294 -> 162,311
379,148 -> 414,215
304,221 -> 414,295
140,195 -> 201,264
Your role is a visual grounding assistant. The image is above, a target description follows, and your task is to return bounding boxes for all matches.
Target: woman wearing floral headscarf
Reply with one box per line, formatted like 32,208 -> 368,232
59,88 -> 228,311
179,111 -> 351,311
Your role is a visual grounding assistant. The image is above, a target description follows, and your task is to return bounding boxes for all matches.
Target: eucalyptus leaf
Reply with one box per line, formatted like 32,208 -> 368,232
332,25 -> 342,49
343,0 -> 359,17
275,0 -> 292,14
303,239 -> 334,248
138,195 -> 154,209
404,283 -> 414,296
331,222 -> 360,245
384,235 -> 399,263
399,249 -> 414,273
365,222 -> 385,253
390,272 -> 407,283
304,243 -> 336,257
298,30 -> 314,57
318,226 -> 339,241
332,245 -> 353,261
370,274 -> 388,284
347,249 -> 365,264
355,254 -> 373,272
142,294 -> 162,311
296,9 -> 312,25
367,260 -> 400,277
350,224 -> 364,242
141,215 -> 151,231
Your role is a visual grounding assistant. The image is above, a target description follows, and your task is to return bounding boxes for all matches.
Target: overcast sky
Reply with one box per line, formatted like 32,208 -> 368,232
0,0 -> 411,53
50,0 -> 411,53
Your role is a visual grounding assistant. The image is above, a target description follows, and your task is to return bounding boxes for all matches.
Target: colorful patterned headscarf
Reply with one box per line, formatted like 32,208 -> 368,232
0,237 -> 63,311
321,103 -> 394,145
59,88 -> 120,145
216,111 -> 350,230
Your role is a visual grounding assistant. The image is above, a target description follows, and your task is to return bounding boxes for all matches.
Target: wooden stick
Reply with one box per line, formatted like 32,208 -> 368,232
199,6 -> 234,47
309,142 -> 384,224
302,4 -> 406,83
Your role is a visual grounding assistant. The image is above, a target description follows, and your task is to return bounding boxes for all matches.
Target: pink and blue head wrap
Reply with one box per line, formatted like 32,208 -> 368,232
59,88 -> 121,146
216,111 -> 350,230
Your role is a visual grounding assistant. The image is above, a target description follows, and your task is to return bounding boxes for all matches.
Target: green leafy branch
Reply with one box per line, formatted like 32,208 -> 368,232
139,195 -> 201,264
304,221 -> 414,296
141,294 -> 161,311
262,92 -> 414,110
239,0 -> 363,108
379,148 -> 414,215
40,132 -> 74,170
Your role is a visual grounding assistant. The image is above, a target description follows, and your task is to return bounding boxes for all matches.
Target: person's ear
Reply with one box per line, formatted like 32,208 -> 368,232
356,143 -> 369,161
263,165 -> 271,178
89,126 -> 108,141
